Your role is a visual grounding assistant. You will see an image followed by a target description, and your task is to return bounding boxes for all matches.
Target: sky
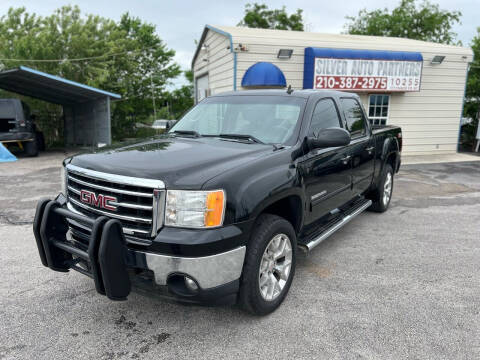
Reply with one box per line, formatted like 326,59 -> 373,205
0,0 -> 477,88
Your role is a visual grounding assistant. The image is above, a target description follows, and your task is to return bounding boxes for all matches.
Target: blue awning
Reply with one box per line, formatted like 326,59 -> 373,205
241,62 -> 286,87
305,47 -> 423,62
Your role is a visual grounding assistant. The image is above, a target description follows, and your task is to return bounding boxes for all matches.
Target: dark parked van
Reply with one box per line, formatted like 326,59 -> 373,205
0,98 -> 44,156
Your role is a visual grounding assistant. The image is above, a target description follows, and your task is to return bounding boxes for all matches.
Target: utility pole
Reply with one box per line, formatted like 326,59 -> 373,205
475,103 -> 480,152
150,74 -> 157,120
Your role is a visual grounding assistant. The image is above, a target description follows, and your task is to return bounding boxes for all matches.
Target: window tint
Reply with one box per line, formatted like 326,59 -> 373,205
341,98 -> 366,138
308,98 -> 341,137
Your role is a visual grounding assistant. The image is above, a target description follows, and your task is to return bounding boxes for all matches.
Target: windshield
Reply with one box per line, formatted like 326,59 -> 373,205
170,95 -> 306,144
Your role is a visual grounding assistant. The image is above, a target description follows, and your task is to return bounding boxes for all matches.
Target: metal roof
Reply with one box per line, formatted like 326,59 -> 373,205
0,66 -> 121,105
210,25 -> 474,55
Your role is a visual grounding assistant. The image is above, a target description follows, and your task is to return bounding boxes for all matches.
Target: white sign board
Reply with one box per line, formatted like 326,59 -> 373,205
313,58 -> 423,92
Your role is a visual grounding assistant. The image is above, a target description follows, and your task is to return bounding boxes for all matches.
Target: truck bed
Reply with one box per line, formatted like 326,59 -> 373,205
371,124 -> 401,134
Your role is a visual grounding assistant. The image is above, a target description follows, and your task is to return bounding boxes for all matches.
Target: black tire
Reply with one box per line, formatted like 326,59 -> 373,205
369,163 -> 394,213
23,137 -> 39,157
36,131 -> 45,151
239,214 -> 297,315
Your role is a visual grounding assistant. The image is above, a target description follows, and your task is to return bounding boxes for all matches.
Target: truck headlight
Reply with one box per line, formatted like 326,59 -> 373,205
60,165 -> 67,195
165,190 -> 225,228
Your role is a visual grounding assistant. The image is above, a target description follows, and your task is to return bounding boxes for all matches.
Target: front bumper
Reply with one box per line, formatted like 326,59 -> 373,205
143,247 -> 245,288
0,131 -> 34,142
33,197 -> 246,304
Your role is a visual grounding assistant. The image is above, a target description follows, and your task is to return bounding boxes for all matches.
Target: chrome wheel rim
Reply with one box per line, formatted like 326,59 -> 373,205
383,172 -> 392,206
258,233 -> 293,301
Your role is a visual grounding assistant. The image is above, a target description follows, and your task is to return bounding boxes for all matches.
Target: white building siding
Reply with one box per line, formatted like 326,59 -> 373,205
193,25 -> 473,155
193,29 -> 235,97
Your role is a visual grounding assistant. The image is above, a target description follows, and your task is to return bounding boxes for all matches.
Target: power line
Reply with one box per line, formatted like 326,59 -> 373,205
0,47 -> 155,63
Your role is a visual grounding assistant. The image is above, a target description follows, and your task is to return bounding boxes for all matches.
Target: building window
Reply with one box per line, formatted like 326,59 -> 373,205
368,95 -> 389,126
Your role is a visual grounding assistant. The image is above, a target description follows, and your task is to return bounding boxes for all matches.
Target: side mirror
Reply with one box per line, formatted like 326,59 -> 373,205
307,127 -> 351,150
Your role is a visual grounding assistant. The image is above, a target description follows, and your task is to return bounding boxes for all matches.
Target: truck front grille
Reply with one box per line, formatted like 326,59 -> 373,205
65,164 -> 165,240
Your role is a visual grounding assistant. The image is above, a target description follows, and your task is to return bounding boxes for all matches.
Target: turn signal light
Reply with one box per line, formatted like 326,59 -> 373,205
205,190 -> 225,227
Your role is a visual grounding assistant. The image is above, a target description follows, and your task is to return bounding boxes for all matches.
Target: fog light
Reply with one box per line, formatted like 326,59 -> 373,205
184,276 -> 199,292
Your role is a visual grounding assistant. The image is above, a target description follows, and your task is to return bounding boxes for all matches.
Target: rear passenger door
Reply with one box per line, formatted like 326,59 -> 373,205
301,98 -> 353,225
340,98 -> 375,196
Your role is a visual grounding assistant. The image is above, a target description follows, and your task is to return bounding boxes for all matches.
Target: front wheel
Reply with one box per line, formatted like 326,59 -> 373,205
239,214 -> 296,315
369,163 -> 394,213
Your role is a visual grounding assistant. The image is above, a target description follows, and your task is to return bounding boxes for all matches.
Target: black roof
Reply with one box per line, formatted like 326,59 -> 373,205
212,89 -> 359,100
0,66 -> 121,105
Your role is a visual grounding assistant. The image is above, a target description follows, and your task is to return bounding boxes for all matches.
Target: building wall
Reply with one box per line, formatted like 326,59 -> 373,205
193,29 -> 235,99
195,26 -> 473,155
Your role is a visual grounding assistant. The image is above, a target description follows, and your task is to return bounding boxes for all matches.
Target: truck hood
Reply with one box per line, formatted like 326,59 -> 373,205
69,136 -> 273,189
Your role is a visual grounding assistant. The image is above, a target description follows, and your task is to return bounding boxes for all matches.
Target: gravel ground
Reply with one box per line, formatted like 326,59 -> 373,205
1,152 -> 479,359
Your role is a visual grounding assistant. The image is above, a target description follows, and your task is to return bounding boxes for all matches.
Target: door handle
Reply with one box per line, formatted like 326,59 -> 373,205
341,155 -> 351,165
366,146 -> 375,154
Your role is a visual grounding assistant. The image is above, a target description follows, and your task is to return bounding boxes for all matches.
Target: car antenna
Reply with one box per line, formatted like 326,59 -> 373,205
286,85 -> 293,94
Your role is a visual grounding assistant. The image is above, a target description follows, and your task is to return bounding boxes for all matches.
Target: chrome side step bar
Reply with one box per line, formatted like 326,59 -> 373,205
300,200 -> 372,252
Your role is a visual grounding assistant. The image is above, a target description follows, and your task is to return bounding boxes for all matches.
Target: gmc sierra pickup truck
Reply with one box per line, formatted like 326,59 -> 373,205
33,89 -> 401,315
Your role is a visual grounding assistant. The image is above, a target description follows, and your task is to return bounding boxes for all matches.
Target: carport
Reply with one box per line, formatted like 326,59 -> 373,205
0,66 -> 120,146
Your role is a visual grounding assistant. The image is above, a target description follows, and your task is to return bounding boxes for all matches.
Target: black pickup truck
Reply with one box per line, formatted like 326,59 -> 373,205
33,89 -> 401,315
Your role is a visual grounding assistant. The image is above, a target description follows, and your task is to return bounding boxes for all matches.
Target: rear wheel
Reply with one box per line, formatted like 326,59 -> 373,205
369,163 -> 394,212
24,136 -> 38,157
239,214 -> 296,315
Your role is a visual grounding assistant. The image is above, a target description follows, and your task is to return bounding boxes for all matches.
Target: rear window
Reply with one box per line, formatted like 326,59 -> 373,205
0,101 -> 16,119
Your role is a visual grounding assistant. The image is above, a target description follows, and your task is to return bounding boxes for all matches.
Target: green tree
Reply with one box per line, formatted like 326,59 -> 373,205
107,13 -> 181,139
238,3 -> 304,31
0,6 -> 181,143
462,29 -> 480,149
344,0 -> 461,45
164,70 -> 194,119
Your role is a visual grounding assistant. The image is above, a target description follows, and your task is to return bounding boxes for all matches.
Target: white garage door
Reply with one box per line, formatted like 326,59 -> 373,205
196,74 -> 209,103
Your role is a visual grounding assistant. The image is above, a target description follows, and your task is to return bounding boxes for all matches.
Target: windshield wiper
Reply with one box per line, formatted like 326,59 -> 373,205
171,130 -> 200,138
218,133 -> 265,144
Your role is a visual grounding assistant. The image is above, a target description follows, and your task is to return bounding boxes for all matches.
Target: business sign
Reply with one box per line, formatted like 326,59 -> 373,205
303,48 -> 423,92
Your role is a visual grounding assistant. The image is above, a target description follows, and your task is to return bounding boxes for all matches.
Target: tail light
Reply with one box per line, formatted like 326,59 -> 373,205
397,132 -> 402,152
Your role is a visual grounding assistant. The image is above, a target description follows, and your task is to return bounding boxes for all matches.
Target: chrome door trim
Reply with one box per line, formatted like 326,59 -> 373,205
311,190 -> 327,201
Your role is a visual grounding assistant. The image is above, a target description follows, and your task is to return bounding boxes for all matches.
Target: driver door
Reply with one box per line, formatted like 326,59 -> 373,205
300,98 -> 352,226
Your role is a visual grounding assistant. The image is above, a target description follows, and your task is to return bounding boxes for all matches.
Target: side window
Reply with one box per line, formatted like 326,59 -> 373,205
308,98 -> 342,137
340,98 -> 366,138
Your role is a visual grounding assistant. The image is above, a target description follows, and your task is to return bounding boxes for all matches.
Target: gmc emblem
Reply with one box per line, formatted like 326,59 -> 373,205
80,189 -> 117,211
